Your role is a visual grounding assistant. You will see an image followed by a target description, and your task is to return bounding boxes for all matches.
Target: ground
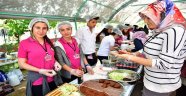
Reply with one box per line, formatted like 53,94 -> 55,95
7,80 -> 26,96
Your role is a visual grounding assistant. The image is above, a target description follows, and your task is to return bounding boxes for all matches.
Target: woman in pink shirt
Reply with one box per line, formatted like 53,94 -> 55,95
18,18 -> 61,96
54,21 -> 94,83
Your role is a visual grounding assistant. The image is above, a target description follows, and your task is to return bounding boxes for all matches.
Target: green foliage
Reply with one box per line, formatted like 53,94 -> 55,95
3,19 -> 57,44
49,20 -> 58,28
1,43 -> 19,54
0,63 -> 19,73
5,19 -> 30,42
5,19 -> 57,40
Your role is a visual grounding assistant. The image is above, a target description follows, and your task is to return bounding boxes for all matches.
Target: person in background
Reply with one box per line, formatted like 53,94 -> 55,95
117,24 -> 132,40
54,21 -> 94,83
115,24 -> 125,46
125,23 -> 133,34
18,18 -> 62,96
97,28 -> 122,64
176,60 -> 186,96
96,24 -> 113,44
115,24 -> 133,46
111,0 -> 186,96
115,30 -> 123,46
76,16 -> 99,66
127,28 -> 147,52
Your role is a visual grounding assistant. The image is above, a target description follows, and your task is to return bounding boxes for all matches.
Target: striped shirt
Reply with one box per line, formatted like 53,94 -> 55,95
143,25 -> 186,93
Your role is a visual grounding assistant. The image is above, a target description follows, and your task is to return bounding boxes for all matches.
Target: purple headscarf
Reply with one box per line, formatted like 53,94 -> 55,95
132,31 -> 147,44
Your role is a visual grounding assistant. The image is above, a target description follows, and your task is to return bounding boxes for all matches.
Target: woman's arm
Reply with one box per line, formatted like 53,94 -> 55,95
83,57 -> 94,74
18,58 -> 54,77
18,58 -> 40,72
83,57 -> 88,65
55,46 -> 84,76
110,46 -> 115,51
62,64 -> 72,72
54,46 -> 66,66
117,53 -> 152,67
114,27 -> 186,69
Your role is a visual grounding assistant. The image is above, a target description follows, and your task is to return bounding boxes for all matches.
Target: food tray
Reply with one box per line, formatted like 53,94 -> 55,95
115,58 -> 139,70
46,83 -> 81,96
79,79 -> 124,96
108,69 -> 140,83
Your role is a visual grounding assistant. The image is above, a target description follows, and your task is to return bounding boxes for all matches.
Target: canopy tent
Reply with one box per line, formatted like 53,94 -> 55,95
0,0 -> 186,25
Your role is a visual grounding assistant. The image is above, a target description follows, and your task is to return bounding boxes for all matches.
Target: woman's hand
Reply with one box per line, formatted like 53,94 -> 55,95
39,69 -> 56,77
54,62 -> 62,71
86,65 -> 94,75
110,51 -> 129,60
70,69 -> 84,77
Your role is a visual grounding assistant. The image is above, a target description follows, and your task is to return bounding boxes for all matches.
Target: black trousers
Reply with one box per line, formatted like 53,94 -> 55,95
61,75 -> 82,84
32,81 -> 57,96
98,56 -> 108,64
85,53 -> 97,66
176,84 -> 186,96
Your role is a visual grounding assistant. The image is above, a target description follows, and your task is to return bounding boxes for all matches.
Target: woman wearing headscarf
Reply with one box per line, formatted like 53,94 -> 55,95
54,21 -> 94,84
111,0 -> 186,96
127,28 -> 147,52
96,24 -> 113,44
18,18 -> 62,96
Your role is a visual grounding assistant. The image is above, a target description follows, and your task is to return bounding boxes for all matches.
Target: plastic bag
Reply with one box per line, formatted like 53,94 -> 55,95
7,71 -> 20,86
0,70 -> 7,82
12,69 -> 23,81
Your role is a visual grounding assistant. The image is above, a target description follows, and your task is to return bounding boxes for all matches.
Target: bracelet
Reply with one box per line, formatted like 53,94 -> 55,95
85,64 -> 90,67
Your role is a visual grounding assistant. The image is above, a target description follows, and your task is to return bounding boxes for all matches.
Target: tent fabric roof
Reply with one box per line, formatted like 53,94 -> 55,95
0,0 -> 186,24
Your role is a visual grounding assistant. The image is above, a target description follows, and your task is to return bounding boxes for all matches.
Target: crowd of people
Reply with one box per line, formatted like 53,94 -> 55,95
17,0 -> 186,96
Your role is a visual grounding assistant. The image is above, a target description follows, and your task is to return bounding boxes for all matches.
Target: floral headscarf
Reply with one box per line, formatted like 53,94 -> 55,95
139,0 -> 186,30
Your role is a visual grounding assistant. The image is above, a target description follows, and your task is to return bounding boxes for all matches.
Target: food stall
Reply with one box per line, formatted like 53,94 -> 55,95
46,59 -> 143,96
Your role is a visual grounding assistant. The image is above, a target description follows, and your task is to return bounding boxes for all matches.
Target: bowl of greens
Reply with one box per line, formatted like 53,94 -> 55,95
108,69 -> 140,83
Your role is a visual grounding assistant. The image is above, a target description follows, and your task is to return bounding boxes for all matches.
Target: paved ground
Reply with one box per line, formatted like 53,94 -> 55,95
7,80 -> 26,96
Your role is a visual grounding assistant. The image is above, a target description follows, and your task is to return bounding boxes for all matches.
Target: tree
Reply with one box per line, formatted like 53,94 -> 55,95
49,20 -> 58,28
5,19 -> 30,43
4,19 -> 58,43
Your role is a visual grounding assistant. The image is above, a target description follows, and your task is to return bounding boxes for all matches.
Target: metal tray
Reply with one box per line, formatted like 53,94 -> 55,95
107,69 -> 140,83
79,79 -> 124,96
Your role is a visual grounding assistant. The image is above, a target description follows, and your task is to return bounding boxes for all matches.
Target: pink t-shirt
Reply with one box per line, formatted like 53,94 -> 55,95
18,37 -> 55,85
58,37 -> 81,69
115,36 -> 123,46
